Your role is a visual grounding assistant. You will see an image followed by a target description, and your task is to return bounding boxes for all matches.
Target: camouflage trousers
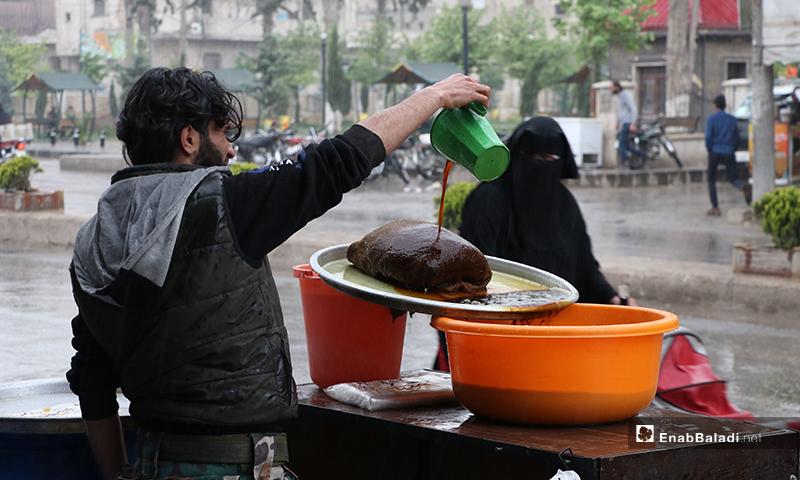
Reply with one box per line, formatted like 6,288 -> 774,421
118,429 -> 296,480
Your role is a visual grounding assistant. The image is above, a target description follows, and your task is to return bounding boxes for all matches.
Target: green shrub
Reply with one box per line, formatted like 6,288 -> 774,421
0,156 -> 43,192
229,162 -> 258,175
753,186 -> 800,249
433,181 -> 477,231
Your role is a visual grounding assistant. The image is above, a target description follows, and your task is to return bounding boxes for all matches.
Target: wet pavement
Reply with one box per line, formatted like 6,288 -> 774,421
2,143 -> 799,420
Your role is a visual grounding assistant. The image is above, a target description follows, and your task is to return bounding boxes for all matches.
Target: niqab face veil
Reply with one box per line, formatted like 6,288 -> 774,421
495,116 -> 580,251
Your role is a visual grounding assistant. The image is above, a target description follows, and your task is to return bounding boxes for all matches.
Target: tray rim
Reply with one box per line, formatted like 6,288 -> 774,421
309,244 -> 579,320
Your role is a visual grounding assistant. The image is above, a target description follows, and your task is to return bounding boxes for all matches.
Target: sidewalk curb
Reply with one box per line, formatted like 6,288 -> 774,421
4,211 -> 798,315
0,211 -> 86,248
599,254 -> 800,314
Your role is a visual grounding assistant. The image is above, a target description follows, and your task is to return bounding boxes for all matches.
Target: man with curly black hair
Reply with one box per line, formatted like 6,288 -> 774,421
67,67 -> 490,480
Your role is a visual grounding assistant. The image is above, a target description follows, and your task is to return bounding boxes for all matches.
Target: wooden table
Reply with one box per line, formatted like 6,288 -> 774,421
285,383 -> 798,480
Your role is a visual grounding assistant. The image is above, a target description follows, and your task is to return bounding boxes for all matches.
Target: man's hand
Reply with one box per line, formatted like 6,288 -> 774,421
424,74 -> 490,111
358,74 -> 491,154
85,414 -> 128,480
629,124 -> 637,132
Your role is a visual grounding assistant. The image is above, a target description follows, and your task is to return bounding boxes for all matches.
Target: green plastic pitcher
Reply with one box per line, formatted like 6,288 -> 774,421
430,101 -> 510,181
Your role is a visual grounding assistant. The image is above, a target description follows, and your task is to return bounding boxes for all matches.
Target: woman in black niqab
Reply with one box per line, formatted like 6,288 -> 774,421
433,116 -> 632,371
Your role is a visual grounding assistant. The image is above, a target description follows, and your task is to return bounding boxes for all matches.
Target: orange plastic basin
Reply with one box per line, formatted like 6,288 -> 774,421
431,303 -> 679,426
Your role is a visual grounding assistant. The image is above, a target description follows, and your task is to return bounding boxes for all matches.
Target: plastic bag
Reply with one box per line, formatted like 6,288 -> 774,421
549,470 -> 581,480
323,370 -> 457,411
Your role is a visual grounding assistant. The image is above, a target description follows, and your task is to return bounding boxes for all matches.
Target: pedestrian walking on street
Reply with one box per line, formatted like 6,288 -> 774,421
705,94 -> 750,216
433,116 -> 636,371
66,67 -> 491,480
611,81 -> 647,168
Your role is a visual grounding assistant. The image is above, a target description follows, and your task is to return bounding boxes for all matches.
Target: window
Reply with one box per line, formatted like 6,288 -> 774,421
203,53 -> 221,69
637,66 -> 666,117
202,0 -> 212,14
727,62 -> 747,80
66,12 -> 71,22
94,0 -> 106,16
554,3 -> 564,15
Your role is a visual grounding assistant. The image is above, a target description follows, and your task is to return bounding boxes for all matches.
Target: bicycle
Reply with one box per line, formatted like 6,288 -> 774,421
365,150 -> 411,184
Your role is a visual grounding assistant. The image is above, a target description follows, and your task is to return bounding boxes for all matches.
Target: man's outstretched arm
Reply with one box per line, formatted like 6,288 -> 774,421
358,74 -> 490,154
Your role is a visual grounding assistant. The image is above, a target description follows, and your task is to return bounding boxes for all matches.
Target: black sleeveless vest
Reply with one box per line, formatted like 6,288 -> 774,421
73,169 -> 298,426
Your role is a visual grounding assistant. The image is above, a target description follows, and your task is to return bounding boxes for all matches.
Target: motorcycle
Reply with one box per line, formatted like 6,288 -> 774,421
365,150 -> 411,184
413,133 -> 449,180
280,121 -> 332,161
0,137 -> 27,164
233,128 -> 283,166
624,118 -> 683,170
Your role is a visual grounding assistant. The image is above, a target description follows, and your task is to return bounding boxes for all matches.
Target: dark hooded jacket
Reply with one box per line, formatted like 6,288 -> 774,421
67,125 -> 384,434
459,116 -> 616,304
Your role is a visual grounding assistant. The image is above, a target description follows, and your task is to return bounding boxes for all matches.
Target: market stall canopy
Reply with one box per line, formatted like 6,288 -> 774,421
376,63 -> 461,85
15,72 -> 101,93
208,68 -> 257,93
13,72 -> 101,123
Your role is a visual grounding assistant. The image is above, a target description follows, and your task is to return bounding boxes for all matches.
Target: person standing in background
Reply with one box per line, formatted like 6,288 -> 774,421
433,116 -> 636,372
705,94 -> 750,216
611,81 -> 646,167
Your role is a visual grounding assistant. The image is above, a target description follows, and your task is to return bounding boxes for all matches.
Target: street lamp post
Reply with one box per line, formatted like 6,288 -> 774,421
459,0 -> 469,75
321,33 -> 328,128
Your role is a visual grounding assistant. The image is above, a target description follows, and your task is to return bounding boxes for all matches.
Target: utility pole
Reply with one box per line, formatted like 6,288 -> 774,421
179,0 -> 188,66
666,0 -> 689,117
751,0 -> 775,204
460,0 -> 469,75
321,33 -> 327,128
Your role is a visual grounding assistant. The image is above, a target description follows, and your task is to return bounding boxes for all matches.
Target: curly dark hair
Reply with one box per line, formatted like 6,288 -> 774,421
116,67 -> 242,166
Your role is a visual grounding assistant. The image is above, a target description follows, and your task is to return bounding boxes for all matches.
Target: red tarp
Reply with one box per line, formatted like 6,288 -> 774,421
652,328 -> 756,422
641,0 -> 739,31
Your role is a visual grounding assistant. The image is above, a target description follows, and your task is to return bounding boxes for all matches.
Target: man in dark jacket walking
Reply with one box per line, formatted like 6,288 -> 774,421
705,94 -> 750,216
67,67 -> 491,480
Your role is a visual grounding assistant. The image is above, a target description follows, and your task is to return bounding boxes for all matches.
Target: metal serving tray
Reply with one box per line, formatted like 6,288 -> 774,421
310,244 -> 579,321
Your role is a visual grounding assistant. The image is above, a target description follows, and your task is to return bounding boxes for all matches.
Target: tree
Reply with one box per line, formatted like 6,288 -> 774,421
327,26 -> 352,116
377,0 -> 430,19
555,0 -> 656,85
237,34 -> 295,123
348,15 -> 396,113
280,25 -> 323,123
109,80 -> 119,119
412,5 -> 495,75
116,39 -> 152,100
35,90 -> 48,123
256,0 -> 286,34
0,29 -> 48,113
80,51 -> 110,140
479,64 -> 505,110
494,6 -> 576,117
0,55 -> 13,113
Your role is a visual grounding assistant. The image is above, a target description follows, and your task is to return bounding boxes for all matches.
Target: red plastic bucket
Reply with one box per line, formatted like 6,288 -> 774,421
293,264 -> 407,388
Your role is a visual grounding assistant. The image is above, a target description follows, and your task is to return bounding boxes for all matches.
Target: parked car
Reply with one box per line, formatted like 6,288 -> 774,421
732,83 -> 800,155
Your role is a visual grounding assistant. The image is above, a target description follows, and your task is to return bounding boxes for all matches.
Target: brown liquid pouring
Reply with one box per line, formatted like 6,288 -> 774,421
437,160 -> 454,238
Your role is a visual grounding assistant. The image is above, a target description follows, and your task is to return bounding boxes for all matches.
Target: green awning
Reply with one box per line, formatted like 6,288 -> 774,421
376,62 -> 462,85
15,72 -> 101,92
13,72 -> 101,123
